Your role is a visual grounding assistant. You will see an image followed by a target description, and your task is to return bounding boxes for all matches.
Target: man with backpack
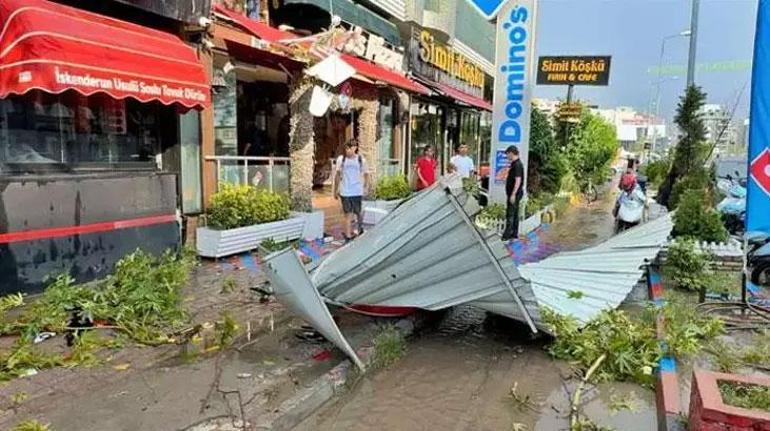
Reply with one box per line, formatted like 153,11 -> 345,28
334,140 -> 369,242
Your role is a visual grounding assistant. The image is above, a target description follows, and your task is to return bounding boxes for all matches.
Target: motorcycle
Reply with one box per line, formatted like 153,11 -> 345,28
716,172 -> 747,235
747,231 -> 770,288
614,184 -> 646,233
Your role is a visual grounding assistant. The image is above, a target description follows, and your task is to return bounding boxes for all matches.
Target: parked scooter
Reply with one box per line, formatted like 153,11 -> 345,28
614,182 -> 646,233
717,171 -> 747,235
747,231 -> 770,287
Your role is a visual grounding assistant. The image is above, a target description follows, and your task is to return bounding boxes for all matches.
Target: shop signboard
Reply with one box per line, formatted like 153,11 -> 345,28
114,0 -> 211,24
409,28 -> 487,99
489,1 -> 538,203
536,56 -> 611,86
342,30 -> 405,72
493,150 -> 509,185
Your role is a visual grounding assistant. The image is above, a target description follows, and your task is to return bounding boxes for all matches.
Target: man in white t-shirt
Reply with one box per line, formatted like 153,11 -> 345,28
450,144 -> 475,178
334,140 -> 369,242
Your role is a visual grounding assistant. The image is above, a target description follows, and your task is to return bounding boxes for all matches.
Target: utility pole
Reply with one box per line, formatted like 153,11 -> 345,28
687,0 -> 700,87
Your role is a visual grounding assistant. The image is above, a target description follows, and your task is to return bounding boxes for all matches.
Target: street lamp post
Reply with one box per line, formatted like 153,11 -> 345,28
646,30 -> 690,158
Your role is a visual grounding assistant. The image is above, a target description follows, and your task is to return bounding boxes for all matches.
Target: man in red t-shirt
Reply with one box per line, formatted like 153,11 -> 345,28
414,145 -> 438,190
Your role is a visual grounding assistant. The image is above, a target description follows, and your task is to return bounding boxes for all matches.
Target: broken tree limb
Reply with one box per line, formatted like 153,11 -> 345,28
570,353 -> 607,428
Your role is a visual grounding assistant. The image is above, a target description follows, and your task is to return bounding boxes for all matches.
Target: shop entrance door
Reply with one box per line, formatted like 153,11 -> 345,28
312,110 -> 358,232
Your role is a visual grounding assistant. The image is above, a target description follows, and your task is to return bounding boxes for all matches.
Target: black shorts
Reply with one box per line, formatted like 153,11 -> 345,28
341,196 -> 362,214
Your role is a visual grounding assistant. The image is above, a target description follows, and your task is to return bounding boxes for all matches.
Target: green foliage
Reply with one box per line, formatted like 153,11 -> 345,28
642,159 -> 669,188
525,192 -> 554,218
220,276 -> 237,294
462,177 -> 480,198
567,290 -> 585,299
10,420 -> 51,431
673,189 -> 728,243
542,308 -> 659,386
719,381 -> 770,412
259,238 -> 298,253
664,239 -> 712,292
215,311 -> 239,349
0,249 -> 194,381
529,107 -> 568,196
669,168 -> 713,209
563,110 -> 619,192
372,325 -> 406,369
375,174 -> 411,201
207,184 -> 290,230
479,203 -> 506,220
659,86 -> 710,208
542,293 -> 723,386
660,293 -> 724,358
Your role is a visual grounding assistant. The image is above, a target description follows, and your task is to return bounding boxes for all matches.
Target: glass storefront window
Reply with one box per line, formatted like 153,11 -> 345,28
460,110 -> 481,167
0,90 -> 174,174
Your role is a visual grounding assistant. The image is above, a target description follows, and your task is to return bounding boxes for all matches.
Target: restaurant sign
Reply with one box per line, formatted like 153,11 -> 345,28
410,28 -> 486,98
343,30 -> 405,72
536,56 -> 611,86
48,66 -> 210,108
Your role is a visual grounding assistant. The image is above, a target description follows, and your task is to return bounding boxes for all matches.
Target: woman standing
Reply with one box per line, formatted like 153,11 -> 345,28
414,145 -> 438,190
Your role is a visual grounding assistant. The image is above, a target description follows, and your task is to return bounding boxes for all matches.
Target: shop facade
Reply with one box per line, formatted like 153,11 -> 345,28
204,1 -> 428,217
405,27 -> 493,180
0,0 -> 210,294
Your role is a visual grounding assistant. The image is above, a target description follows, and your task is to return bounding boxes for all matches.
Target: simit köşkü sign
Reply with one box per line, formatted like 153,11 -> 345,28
489,0 -> 538,203
536,56 -> 611,86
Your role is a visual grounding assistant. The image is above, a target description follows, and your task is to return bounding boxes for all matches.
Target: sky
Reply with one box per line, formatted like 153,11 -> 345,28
531,0 -> 757,123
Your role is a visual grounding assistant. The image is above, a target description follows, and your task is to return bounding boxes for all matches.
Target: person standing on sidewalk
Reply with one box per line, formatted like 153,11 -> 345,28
414,145 -> 438,190
450,144 -> 475,179
502,145 -> 524,242
334,140 -> 368,242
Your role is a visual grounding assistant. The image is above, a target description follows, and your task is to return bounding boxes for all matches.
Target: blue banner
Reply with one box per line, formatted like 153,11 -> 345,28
748,0 -> 770,234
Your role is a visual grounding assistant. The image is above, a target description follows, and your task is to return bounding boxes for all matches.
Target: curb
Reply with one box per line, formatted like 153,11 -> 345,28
649,266 -> 687,431
248,312 -> 423,431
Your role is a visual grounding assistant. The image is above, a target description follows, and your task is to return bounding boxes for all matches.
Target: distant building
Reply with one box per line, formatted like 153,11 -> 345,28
700,104 -> 740,156
594,107 -> 666,151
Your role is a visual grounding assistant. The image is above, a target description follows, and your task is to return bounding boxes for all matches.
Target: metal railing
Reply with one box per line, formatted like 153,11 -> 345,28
206,155 -> 291,194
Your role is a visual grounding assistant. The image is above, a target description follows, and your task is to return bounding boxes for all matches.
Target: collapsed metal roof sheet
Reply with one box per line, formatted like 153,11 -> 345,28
310,178 -> 539,332
261,176 -> 673,365
516,213 -> 673,324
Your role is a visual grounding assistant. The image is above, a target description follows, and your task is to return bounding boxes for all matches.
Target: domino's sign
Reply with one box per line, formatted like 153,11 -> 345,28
486,0 -> 539,204
747,0 -> 770,234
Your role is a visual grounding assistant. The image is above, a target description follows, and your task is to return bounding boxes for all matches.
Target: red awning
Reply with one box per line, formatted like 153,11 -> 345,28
341,54 -> 429,95
213,4 -> 295,44
425,80 -> 492,111
0,0 -> 210,109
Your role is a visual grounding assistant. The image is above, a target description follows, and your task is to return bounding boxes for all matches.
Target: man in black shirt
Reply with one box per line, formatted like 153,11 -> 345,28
502,145 -> 524,241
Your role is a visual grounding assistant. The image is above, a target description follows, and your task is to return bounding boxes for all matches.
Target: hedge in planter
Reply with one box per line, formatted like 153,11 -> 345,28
375,175 -> 411,201
207,184 -> 290,230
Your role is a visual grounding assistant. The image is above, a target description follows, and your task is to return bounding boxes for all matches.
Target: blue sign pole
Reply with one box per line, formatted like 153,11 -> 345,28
748,0 -> 770,235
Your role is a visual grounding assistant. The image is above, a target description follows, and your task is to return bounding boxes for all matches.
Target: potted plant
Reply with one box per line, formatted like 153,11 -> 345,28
363,174 -> 412,224
197,184 -> 310,258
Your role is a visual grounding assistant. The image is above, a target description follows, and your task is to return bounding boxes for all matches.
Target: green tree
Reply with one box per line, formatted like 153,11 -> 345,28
528,107 -> 567,196
658,85 -> 709,208
563,109 -> 619,190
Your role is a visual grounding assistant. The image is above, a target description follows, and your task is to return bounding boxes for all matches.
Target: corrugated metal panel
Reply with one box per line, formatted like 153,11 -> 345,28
515,214 -> 673,325
263,248 -> 365,370
311,176 -> 539,331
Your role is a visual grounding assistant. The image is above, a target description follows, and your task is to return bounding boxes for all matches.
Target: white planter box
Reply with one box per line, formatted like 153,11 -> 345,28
475,210 -> 543,237
197,214 -> 306,258
362,199 -> 404,225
